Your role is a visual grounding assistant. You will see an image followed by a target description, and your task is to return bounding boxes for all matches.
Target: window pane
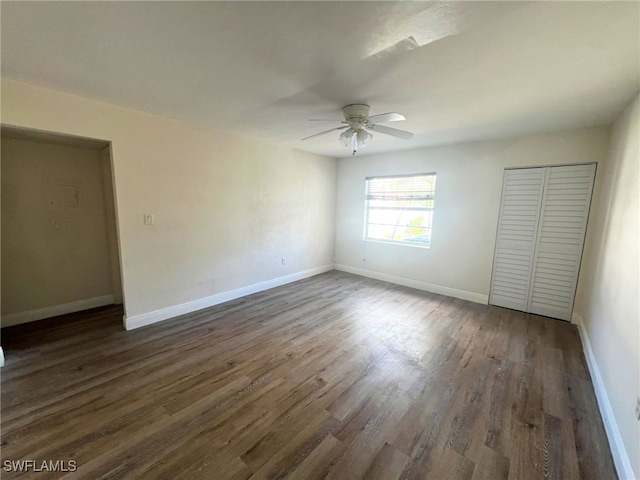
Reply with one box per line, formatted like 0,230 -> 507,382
364,173 -> 436,247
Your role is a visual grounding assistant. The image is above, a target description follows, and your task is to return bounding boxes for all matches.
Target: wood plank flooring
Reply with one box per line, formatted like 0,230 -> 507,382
0,271 -> 616,479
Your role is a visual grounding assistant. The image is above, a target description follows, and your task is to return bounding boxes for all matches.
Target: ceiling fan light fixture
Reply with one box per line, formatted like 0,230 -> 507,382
339,128 -> 355,147
338,128 -> 372,154
357,128 -> 372,147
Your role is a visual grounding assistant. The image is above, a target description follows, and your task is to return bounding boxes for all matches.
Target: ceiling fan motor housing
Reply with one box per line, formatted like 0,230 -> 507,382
342,104 -> 370,130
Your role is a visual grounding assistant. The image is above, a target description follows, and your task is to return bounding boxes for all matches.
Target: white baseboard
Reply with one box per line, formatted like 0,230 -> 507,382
573,312 -> 636,480
123,264 -> 334,330
1,295 -> 115,328
333,264 -> 489,305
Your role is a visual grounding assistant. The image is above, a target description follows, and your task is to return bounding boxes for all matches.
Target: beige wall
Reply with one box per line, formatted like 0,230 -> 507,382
1,138 -> 114,317
575,93 -> 639,478
335,126 -> 611,300
100,147 -> 124,305
1,79 -> 337,322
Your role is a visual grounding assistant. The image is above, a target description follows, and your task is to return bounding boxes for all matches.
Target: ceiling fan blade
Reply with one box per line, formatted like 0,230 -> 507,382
367,112 -> 406,123
370,124 -> 414,139
301,126 -> 348,141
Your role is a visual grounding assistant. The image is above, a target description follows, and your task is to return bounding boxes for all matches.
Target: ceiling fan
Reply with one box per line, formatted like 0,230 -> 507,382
301,104 -> 414,155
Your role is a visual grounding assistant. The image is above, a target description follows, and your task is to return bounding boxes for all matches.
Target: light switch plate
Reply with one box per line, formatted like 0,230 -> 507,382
143,213 -> 154,225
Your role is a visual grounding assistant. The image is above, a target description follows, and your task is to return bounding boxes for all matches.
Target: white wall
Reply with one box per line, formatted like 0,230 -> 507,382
1,138 -> 115,322
335,126 -> 611,301
574,93 -> 639,478
1,79 -> 337,324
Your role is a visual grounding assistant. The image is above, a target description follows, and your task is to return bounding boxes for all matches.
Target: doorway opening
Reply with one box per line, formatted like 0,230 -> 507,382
1,126 -> 125,357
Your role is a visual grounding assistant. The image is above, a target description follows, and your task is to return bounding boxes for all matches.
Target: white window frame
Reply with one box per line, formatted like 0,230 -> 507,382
364,173 -> 436,248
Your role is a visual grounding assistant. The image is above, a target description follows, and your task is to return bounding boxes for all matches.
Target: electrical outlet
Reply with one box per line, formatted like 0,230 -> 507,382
636,396 -> 640,421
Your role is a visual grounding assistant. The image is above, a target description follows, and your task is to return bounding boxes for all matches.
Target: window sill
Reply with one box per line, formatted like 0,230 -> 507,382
364,238 -> 431,250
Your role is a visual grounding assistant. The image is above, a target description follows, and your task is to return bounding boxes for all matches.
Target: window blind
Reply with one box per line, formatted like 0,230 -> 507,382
364,173 -> 436,247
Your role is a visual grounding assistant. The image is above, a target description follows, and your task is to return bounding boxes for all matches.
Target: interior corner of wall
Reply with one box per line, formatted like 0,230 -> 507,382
571,311 -> 584,326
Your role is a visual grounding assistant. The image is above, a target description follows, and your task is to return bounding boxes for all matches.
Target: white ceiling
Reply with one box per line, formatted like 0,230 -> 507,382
2,1 -> 639,158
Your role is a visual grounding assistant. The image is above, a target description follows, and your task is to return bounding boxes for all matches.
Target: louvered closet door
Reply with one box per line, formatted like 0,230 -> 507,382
489,168 -> 546,312
527,164 -> 596,321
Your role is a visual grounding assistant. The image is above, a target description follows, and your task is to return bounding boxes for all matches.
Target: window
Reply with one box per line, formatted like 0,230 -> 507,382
364,173 -> 436,247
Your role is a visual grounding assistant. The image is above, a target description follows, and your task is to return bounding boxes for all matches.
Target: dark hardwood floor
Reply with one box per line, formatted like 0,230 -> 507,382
0,271 -> 616,479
